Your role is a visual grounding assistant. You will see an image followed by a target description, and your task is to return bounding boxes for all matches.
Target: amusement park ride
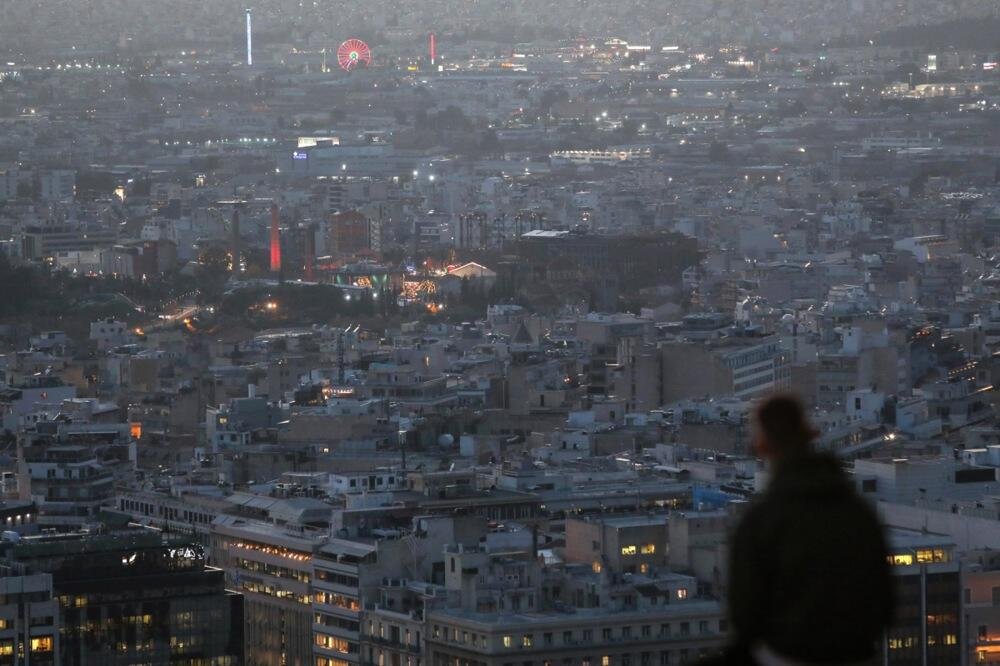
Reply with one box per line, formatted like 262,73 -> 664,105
245,10 -> 436,75
336,38 -> 372,71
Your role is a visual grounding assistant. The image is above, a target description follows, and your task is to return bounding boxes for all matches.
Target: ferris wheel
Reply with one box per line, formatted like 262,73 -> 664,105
337,38 -> 372,71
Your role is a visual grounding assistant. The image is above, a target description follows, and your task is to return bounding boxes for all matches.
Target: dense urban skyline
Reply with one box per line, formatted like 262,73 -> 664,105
0,1 -> 999,665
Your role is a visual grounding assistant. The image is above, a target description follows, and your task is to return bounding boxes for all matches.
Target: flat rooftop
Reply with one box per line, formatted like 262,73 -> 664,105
428,601 -> 721,628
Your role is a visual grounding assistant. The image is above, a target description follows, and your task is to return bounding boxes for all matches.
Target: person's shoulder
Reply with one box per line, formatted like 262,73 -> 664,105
771,450 -> 850,485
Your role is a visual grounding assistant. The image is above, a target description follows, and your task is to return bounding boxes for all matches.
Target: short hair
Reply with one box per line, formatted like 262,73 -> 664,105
755,393 -> 815,453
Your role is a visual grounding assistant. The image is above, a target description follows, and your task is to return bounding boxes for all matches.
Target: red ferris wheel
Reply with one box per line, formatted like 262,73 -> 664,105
337,38 -> 372,71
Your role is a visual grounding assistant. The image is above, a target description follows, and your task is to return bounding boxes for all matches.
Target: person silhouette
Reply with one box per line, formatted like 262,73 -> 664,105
702,394 -> 894,665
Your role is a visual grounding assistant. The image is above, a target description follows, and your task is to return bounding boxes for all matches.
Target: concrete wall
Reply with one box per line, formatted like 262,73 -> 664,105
878,502 -> 1000,552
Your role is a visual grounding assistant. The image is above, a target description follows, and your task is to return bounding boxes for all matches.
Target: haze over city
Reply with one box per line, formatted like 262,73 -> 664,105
0,1 -> 999,665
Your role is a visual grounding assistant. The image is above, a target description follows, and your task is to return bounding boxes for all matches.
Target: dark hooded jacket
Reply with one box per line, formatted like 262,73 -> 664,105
723,451 -> 894,664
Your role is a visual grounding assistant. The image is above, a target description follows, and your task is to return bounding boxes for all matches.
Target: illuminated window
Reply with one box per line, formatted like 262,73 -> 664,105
592,561 -> 602,573
888,554 -> 913,566
621,545 -> 637,556
676,589 -> 688,600
602,657 -> 611,666
503,636 -> 513,648
915,548 -> 949,564
945,634 -> 958,645
640,544 -> 656,555
640,563 -> 649,574
0,642 -> 12,656
30,636 -> 53,652
316,635 -> 352,653
522,635 -> 533,648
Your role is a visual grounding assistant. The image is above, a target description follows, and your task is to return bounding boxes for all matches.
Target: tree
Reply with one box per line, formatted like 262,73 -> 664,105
538,86 -> 569,115
619,118 -> 639,141
708,141 -> 731,163
479,130 -> 502,157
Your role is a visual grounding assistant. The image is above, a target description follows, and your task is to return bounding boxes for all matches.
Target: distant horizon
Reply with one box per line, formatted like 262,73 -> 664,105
1,0 -> 999,57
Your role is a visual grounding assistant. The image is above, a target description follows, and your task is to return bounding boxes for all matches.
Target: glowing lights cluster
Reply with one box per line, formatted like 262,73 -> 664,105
337,39 -> 372,71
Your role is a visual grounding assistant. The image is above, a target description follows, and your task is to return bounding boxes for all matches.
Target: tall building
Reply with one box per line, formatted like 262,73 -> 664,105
883,529 -> 961,666
313,538 -> 380,666
0,529 -> 244,665
565,514 -> 668,575
624,334 -> 790,407
39,170 -> 75,202
426,543 -> 725,666
361,580 -> 437,666
20,225 -> 117,261
0,564 -> 58,665
516,231 -> 699,291
210,514 -> 322,666
21,445 -> 115,529
330,211 -> 373,258
962,549 -> 1000,664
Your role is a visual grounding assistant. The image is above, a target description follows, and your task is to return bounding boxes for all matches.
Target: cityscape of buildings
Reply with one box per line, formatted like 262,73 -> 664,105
1,1 -> 1000,664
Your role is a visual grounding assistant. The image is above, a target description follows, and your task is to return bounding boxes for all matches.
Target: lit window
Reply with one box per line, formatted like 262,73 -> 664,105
945,634 -> 958,645
30,636 -> 53,652
602,657 -> 611,666
888,554 -> 913,566
522,635 -> 533,648
621,545 -> 637,556
640,544 -> 656,555
315,634 -> 354,653
912,548 -> 949,564
676,589 -> 688,600
0,642 -> 12,656
640,563 -> 649,574
503,636 -> 513,648
592,561 -> 602,573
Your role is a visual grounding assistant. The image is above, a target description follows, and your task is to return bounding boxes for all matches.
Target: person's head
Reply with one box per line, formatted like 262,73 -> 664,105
753,393 -> 817,461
